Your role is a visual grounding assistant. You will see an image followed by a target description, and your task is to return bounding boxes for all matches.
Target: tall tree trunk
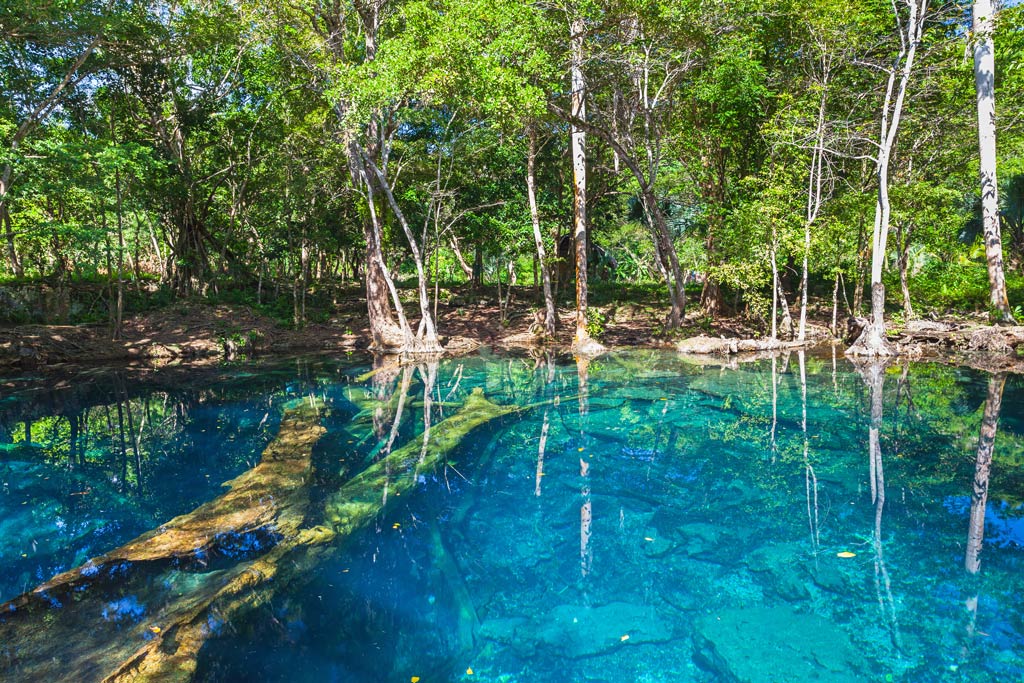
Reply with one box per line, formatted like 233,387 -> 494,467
0,199 -> 21,277
448,234 -> 474,281
569,13 -> 599,352
114,158 -> 125,341
349,140 -> 409,350
800,64 -> 830,342
527,129 -> 556,338
770,222 -> 779,341
777,280 -> 794,341
849,0 -> 926,356
831,270 -> 841,337
966,373 -> 1005,574
364,152 -> 442,352
973,0 -> 1014,323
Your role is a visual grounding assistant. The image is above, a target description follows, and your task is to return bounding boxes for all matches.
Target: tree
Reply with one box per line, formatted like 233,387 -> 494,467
566,4 -> 603,353
0,0 -> 112,277
973,0 -> 1014,323
848,0 -> 928,357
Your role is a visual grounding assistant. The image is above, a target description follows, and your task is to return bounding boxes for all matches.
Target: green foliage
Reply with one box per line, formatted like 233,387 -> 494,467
0,0 -> 1020,332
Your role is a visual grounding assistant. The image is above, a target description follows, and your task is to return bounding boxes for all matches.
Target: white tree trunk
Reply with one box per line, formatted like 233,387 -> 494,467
973,0 -> 1014,322
569,13 -> 600,352
849,0 -> 927,357
363,151 -> 442,352
527,129 -> 557,338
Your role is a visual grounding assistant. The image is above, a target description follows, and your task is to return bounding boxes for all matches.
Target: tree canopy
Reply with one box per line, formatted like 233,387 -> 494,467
2,0 -> 1023,348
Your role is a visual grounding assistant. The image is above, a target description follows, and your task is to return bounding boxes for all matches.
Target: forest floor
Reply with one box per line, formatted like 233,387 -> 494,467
1,284 -> 1023,371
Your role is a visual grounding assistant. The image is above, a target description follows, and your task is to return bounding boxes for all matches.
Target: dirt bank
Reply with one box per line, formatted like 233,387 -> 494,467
3,296 -> 1022,372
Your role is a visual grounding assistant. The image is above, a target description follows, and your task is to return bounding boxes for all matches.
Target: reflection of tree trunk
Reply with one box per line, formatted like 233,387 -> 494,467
115,401 -> 128,492
966,373 -> 1006,574
535,353 -> 555,497
67,413 -> 79,467
769,355 -> 778,459
536,409 -> 550,497
418,361 -> 439,464
124,398 -> 143,496
858,360 -> 902,649
799,351 -> 819,551
577,355 -> 592,577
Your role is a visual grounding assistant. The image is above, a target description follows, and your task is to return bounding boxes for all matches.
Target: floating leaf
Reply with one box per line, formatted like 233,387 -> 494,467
466,667 -> 474,675
643,537 -> 654,542
620,634 -> 630,641
149,626 -> 162,634
411,677 -> 420,682
836,551 -> 856,558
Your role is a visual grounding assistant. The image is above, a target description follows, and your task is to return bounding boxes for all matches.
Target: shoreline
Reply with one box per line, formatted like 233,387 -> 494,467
3,301 -> 1023,374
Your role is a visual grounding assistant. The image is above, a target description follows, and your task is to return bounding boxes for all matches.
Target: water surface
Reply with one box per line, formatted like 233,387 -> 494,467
1,350 -> 1022,682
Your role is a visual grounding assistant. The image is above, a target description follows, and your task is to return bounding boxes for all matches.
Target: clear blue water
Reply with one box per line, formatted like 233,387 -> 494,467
1,350 -> 1023,682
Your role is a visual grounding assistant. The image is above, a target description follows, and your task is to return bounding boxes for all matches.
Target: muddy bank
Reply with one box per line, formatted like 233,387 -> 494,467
4,299 -> 1024,372
0,298 -> 668,369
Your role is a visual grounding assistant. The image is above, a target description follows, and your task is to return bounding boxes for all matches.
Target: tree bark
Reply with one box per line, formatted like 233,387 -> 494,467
0,200 -> 21,277
569,13 -> 595,351
800,62 -> 830,341
973,0 -> 1014,323
849,0 -> 926,356
527,129 -> 557,338
363,151 -> 442,352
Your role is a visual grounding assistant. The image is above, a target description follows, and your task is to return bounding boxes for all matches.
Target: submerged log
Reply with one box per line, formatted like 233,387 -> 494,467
324,388 -> 518,533
0,399 -> 326,682
0,389 -> 517,683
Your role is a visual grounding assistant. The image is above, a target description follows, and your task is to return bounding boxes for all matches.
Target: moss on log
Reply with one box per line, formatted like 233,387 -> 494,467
0,389 -> 517,683
324,388 -> 517,535
0,399 -> 326,683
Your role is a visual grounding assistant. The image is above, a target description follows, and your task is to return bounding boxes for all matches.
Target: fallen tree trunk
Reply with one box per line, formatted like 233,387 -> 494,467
0,398 -> 326,682
0,389 -> 517,683
676,335 -> 816,356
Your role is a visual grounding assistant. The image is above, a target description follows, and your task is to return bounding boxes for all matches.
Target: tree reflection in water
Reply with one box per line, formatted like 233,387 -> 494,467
964,372 -> 1007,653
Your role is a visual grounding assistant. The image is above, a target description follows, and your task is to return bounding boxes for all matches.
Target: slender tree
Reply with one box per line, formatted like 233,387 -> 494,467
849,0 -> 928,357
973,0 -> 1014,323
567,7 -> 601,352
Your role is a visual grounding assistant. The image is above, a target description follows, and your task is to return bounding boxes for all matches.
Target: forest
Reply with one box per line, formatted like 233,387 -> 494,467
3,0 -> 1024,357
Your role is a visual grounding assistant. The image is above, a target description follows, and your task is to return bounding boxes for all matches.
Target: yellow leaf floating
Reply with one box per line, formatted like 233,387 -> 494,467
411,677 -> 420,683
836,551 -> 856,558
149,626 -> 162,634
620,634 -> 630,641
466,667 -> 474,675
578,447 -> 584,452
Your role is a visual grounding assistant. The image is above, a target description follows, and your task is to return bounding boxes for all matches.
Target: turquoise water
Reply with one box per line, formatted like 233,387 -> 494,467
1,350 -> 1023,682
